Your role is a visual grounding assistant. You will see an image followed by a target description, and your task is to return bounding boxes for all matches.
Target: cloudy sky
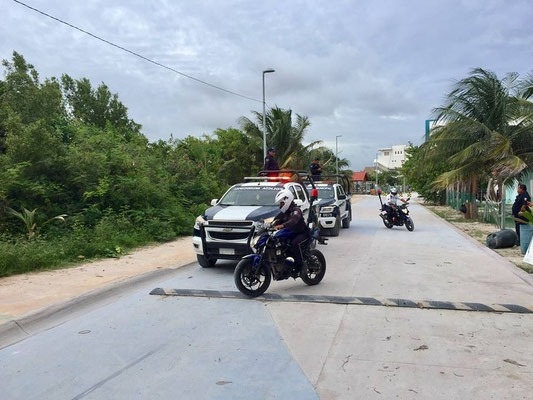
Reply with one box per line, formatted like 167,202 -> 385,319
3,0 -> 533,170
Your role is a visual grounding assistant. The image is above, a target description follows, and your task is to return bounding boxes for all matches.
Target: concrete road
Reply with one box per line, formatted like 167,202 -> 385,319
1,196 -> 532,399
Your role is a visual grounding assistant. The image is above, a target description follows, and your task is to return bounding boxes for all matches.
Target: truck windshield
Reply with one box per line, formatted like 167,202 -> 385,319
219,187 -> 280,206
307,185 -> 335,199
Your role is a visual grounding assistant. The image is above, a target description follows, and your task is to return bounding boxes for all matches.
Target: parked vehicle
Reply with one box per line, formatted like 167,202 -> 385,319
377,190 -> 414,231
193,170 -> 319,268
234,221 -> 326,297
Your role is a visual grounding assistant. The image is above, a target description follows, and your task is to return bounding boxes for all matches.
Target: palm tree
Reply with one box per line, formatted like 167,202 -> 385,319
239,106 -> 322,170
426,68 -> 533,219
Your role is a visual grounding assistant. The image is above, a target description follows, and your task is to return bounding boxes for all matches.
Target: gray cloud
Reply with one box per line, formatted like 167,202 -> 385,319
2,0 -> 532,170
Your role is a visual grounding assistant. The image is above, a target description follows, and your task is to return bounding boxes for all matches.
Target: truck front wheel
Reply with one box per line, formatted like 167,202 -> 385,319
197,254 -> 217,268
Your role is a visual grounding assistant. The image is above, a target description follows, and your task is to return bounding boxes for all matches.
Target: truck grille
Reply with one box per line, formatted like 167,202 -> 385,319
210,231 -> 250,240
205,220 -> 254,241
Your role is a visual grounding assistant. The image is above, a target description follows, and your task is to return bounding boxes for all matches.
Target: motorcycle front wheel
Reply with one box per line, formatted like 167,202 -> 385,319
234,258 -> 271,297
405,217 -> 414,231
300,249 -> 326,286
381,215 -> 393,229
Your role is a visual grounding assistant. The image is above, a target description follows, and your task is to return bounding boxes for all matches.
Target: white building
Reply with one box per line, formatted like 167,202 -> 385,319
375,144 -> 407,171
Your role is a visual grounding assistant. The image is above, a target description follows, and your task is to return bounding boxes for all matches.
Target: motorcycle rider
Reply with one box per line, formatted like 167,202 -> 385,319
273,189 -> 309,267
384,187 -> 407,221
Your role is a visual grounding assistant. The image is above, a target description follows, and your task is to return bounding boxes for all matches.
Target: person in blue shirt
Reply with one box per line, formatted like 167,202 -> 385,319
309,158 -> 322,180
263,147 -> 280,171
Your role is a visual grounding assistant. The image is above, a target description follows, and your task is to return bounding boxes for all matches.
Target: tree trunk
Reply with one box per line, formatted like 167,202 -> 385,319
465,201 -> 476,219
466,176 -> 478,219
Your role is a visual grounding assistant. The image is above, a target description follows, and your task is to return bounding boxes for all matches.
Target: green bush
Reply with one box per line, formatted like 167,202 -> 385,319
0,237 -> 68,277
0,203 -> 202,277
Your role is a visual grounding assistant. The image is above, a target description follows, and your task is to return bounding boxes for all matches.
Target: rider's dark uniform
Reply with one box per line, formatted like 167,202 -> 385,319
274,202 -> 309,265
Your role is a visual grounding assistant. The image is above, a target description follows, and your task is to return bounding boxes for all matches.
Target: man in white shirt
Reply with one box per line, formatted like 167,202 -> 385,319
385,187 -> 407,221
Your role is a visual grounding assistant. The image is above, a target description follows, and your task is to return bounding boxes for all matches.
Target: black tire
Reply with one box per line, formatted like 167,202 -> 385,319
382,218 -> 393,229
341,212 -> 350,229
197,254 -> 217,268
234,258 -> 271,297
486,229 -> 516,248
405,217 -> 414,231
300,249 -> 326,286
330,216 -> 341,236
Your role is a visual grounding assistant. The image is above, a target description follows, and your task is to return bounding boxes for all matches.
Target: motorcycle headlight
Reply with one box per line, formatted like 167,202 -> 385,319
251,235 -> 261,250
402,208 -> 408,214
263,217 -> 275,225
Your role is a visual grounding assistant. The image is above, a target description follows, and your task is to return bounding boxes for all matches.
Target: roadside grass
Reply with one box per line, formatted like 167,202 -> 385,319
0,213 -> 190,278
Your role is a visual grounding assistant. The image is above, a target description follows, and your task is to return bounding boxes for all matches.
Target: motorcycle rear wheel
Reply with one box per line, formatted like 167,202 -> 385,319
234,258 -> 271,297
405,217 -> 414,231
300,249 -> 326,285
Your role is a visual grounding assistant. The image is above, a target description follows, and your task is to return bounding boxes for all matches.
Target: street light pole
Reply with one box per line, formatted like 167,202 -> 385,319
335,135 -> 342,176
375,152 -> 379,188
262,69 -> 275,160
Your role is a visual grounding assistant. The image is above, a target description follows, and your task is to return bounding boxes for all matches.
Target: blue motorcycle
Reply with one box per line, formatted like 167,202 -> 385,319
234,222 -> 326,297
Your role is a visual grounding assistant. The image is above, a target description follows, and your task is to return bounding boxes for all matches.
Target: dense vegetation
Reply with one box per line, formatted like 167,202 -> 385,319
0,51 -> 349,277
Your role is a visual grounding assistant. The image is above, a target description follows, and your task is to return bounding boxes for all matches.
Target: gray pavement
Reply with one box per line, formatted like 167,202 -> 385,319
1,195 -> 532,399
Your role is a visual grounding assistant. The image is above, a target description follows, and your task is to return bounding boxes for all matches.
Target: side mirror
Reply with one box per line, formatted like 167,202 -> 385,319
210,199 -> 218,206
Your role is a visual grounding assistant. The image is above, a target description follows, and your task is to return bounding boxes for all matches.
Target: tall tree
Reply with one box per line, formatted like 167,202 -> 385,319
213,128 -> 257,184
427,68 -> 533,216
401,143 -> 448,204
60,75 -> 142,141
239,106 -> 322,170
0,52 -> 65,154
1,52 -> 64,126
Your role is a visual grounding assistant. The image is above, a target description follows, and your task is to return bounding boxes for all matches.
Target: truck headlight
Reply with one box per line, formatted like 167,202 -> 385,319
194,215 -> 206,228
320,206 -> 335,214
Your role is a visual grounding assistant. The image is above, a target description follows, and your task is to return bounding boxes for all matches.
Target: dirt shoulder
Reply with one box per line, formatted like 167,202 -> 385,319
0,237 -> 196,322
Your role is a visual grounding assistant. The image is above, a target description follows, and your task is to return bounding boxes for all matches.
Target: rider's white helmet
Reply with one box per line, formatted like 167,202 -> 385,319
275,189 -> 294,213
390,187 -> 397,195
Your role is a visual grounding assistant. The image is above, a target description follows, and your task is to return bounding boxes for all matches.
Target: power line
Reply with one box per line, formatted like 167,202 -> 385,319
12,0 -> 261,103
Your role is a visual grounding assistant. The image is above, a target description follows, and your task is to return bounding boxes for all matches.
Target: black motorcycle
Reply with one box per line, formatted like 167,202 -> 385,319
234,222 -> 327,297
377,190 -> 414,231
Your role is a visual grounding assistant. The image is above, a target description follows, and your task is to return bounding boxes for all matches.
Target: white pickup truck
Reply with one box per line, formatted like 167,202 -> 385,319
193,171 -> 318,268
308,175 -> 353,236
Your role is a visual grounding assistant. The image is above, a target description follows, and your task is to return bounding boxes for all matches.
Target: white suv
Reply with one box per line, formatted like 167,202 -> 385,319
193,173 -> 315,268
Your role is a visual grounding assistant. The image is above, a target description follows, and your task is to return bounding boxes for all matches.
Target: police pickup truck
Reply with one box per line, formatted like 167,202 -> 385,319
193,171 -> 318,268
308,174 -> 352,236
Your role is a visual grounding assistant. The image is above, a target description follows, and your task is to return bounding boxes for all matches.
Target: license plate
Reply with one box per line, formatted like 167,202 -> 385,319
219,248 -> 234,255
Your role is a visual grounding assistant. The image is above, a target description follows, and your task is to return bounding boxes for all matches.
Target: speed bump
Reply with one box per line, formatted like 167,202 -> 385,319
149,288 -> 533,314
